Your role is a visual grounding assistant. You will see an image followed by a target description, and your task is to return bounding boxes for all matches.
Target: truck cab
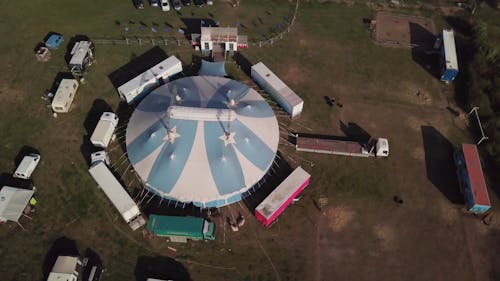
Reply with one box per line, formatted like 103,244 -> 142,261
375,138 -> 389,157
202,220 -> 216,240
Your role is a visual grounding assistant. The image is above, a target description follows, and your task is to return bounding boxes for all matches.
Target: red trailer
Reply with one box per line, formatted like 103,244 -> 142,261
255,166 -> 311,227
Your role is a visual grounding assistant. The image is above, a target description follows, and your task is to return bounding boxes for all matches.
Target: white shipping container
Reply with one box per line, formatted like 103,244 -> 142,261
88,161 -> 143,229
117,55 -> 183,104
251,62 -> 303,118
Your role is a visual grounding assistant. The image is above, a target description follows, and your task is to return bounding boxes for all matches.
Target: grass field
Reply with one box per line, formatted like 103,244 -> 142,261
1,1 -> 499,281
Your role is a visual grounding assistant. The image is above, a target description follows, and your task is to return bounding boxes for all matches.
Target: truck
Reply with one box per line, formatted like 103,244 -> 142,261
117,55 -> 183,104
147,214 -> 216,243
90,112 -> 119,148
295,134 -> 389,157
453,143 -> 491,214
88,161 -> 146,230
255,166 -> 311,227
439,29 -> 459,82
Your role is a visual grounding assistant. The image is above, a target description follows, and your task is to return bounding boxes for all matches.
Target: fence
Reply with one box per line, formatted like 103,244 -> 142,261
93,0 -> 300,48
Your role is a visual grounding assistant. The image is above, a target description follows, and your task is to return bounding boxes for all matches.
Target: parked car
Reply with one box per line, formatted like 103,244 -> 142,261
181,0 -> 191,5
171,0 -> 181,10
134,0 -> 145,9
161,0 -> 170,11
193,0 -> 205,7
150,0 -> 159,7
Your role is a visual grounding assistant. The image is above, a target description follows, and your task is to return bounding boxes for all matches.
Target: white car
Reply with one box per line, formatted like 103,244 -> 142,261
161,0 -> 170,11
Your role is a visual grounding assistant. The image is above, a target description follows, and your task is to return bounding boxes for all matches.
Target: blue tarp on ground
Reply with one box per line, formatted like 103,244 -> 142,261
45,34 -> 64,49
198,60 -> 227,77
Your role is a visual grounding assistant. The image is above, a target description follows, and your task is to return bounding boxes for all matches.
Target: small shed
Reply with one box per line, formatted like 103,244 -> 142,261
0,186 -> 35,223
51,78 -> 79,113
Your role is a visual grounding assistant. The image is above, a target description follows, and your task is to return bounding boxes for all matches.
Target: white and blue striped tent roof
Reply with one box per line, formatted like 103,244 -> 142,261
126,76 -> 279,208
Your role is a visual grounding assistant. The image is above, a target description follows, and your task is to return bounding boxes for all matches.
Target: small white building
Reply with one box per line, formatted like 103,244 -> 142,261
200,27 -> 240,52
251,62 -> 304,118
69,41 -> 95,76
0,186 -> 35,223
47,256 -> 83,281
51,79 -> 79,113
117,55 -> 183,104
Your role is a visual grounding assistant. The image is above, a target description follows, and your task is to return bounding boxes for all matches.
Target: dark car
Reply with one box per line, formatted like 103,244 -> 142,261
181,0 -> 191,5
134,0 -> 145,9
171,0 -> 181,10
193,0 -> 204,7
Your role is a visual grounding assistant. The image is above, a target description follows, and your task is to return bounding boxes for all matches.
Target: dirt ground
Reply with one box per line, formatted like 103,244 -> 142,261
375,12 -> 437,48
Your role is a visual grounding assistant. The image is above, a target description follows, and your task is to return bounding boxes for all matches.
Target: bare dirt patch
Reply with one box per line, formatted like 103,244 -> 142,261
373,224 -> 396,251
0,83 -> 26,104
281,63 -> 310,87
325,205 -> 356,233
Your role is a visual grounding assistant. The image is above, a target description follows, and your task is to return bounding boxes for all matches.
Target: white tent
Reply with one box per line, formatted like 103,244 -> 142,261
0,186 -> 34,222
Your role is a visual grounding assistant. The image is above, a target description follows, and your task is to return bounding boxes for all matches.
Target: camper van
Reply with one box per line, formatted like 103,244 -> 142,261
90,112 -> 119,148
14,154 -> 41,179
69,40 -> 95,76
51,79 -> 79,113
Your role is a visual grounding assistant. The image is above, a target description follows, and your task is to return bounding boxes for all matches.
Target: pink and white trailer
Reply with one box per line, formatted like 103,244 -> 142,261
255,166 -> 311,227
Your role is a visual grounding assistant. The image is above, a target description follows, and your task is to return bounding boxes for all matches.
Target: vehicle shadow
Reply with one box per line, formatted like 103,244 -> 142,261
409,22 -> 440,79
421,125 -> 463,204
340,121 -> 372,143
42,237 -> 80,281
134,256 -> 192,281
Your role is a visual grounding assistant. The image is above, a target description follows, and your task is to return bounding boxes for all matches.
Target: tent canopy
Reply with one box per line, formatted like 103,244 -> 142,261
198,60 -> 227,77
0,186 -> 34,222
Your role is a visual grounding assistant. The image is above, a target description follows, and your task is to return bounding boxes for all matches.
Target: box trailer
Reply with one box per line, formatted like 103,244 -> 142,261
255,166 -> 311,227
440,29 -> 459,82
117,55 -> 183,104
453,144 -> 491,214
295,134 -> 389,157
69,40 -> 95,76
147,214 -> 216,242
251,62 -> 304,118
51,79 -> 79,113
88,161 -> 145,230
90,112 -> 119,148
13,153 -> 41,179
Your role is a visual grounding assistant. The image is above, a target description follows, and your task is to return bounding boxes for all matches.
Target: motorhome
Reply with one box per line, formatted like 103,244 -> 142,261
51,79 -> 79,113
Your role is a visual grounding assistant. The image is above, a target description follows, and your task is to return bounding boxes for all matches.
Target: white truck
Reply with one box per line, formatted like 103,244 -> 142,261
14,154 -> 41,179
90,112 -> 119,148
88,157 -> 145,231
295,134 -> 389,157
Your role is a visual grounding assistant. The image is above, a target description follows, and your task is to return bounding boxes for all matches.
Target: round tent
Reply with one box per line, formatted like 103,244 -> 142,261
126,76 -> 279,208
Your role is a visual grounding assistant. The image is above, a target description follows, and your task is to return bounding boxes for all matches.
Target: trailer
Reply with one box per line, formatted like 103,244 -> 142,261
439,29 -> 459,82
117,56 -> 183,104
51,78 -> 79,113
88,161 -> 145,230
251,62 -> 303,118
255,166 -> 311,227
90,112 -> 119,148
13,153 -> 41,179
69,40 -> 95,76
453,144 -> 491,214
147,214 -> 216,243
295,134 -> 389,157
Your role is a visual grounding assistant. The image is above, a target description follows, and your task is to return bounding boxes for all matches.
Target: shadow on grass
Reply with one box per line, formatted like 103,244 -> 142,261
42,237 -> 79,281
340,121 -> 371,142
409,22 -> 440,79
134,256 -> 192,281
233,52 -> 253,77
421,126 -> 463,204
108,47 -> 168,90
82,248 -> 104,281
